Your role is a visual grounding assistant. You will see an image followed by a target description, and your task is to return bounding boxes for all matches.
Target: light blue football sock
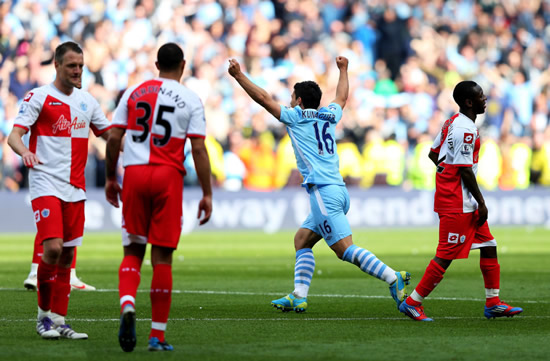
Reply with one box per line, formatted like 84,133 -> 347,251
342,245 -> 396,284
293,248 -> 315,298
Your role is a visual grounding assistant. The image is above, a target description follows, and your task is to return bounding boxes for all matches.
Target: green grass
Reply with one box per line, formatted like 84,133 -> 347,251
0,227 -> 549,360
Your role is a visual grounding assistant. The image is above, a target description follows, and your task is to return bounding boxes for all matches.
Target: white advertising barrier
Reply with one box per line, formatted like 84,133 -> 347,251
1,188 -> 550,233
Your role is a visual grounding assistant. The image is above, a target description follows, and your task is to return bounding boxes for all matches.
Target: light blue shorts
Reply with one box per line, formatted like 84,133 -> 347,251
301,184 -> 352,246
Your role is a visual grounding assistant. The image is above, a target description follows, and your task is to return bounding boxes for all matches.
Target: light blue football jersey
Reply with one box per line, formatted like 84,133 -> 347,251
279,103 -> 345,186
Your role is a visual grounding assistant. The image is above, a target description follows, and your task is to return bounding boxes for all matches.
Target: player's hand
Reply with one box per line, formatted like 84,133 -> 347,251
336,56 -> 348,71
21,151 -> 41,168
477,202 -> 488,227
227,59 -> 242,78
197,195 -> 212,226
105,178 -> 122,208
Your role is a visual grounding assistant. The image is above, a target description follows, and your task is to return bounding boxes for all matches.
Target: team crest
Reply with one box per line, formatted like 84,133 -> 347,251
18,103 -> 28,115
41,209 -> 50,218
460,235 -> 466,243
80,102 -> 87,111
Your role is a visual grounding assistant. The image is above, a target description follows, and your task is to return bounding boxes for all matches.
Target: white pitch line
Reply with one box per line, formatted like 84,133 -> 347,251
1,287 -> 548,304
3,316 -> 550,322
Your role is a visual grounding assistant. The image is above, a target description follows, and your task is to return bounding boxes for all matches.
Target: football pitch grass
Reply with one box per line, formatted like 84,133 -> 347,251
0,228 -> 549,361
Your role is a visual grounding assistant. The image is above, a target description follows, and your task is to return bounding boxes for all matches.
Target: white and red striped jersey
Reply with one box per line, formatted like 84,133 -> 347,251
112,78 -> 205,173
431,112 -> 480,214
14,84 -> 111,201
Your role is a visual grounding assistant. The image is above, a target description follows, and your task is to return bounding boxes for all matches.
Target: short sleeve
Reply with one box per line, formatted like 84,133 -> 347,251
279,105 -> 299,126
89,96 -> 111,136
111,88 -> 132,129
325,103 -> 342,124
449,127 -> 476,166
431,132 -> 442,153
187,95 -> 206,138
14,90 -> 42,132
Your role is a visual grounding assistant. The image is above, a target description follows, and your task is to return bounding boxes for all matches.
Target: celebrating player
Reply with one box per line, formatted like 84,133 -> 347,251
399,81 -> 523,321
105,42 -> 213,352
7,41 -> 111,339
228,56 -> 410,313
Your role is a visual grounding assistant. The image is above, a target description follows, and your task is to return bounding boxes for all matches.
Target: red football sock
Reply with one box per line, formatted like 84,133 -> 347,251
118,255 -> 142,312
71,247 -> 77,269
149,264 -> 172,343
414,259 -> 446,299
32,237 -> 43,264
52,266 -> 71,317
480,257 -> 500,307
37,260 -> 57,311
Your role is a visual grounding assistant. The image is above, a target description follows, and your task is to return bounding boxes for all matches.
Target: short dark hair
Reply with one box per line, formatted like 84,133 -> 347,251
157,43 -> 184,71
453,80 -> 478,108
55,41 -> 83,64
294,81 -> 322,109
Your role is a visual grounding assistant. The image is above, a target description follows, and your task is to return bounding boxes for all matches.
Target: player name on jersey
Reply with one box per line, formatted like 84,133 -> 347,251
129,84 -> 186,109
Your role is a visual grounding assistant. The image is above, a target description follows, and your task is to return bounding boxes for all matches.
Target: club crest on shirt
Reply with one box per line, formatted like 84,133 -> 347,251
463,133 -> 474,144
41,209 -> 50,218
18,103 -> 28,115
460,235 -> 466,243
80,102 -> 87,112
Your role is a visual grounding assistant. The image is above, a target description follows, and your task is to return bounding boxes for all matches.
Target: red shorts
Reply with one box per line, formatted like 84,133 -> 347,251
31,196 -> 85,246
121,165 -> 183,249
436,210 -> 495,260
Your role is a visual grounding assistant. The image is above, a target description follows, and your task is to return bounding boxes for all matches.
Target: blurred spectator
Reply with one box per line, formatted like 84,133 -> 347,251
0,0 -> 549,192
531,130 -> 550,186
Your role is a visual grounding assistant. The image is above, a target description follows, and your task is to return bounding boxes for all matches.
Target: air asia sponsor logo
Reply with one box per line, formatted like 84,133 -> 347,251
464,133 -> 474,144
24,92 -> 34,102
52,114 -> 86,134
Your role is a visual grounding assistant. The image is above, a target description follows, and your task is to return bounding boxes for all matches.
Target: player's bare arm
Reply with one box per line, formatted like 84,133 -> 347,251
331,56 -> 349,109
7,126 -> 41,168
190,137 -> 213,226
227,59 -> 281,119
104,127 -> 125,208
458,166 -> 488,226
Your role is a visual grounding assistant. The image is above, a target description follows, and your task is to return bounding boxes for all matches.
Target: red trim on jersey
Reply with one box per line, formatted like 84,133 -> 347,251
111,124 -> 127,129
453,164 -> 473,167
33,95 -> 72,137
430,147 -> 439,153
127,79 -> 163,133
13,124 -> 29,132
187,134 -> 205,139
70,138 -> 88,190
91,123 -> 112,137
149,136 -> 186,173
433,113 -> 459,153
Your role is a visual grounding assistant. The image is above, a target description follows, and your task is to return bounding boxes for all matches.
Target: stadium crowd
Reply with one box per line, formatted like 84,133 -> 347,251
1,0 -> 550,192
